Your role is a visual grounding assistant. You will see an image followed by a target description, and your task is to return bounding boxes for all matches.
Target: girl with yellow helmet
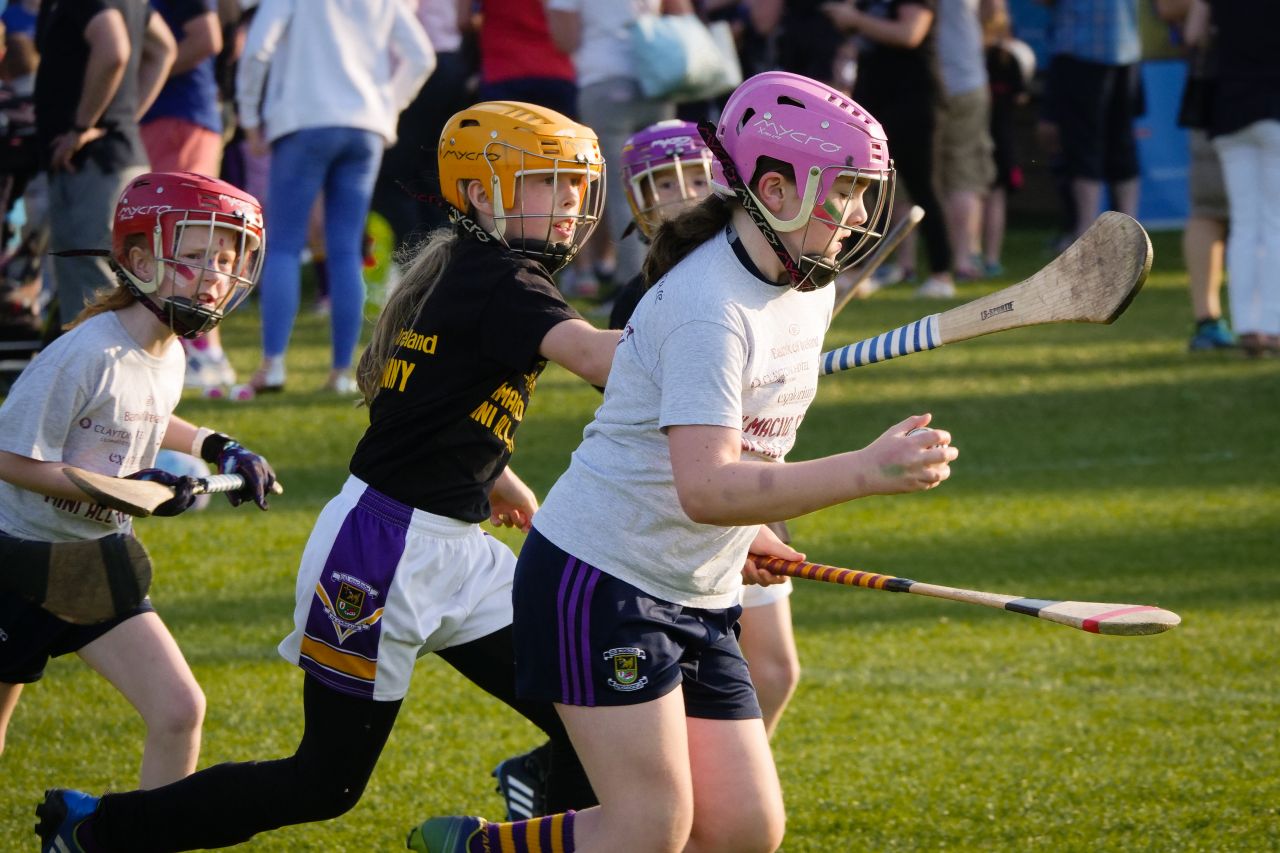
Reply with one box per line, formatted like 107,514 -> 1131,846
37,102 -> 619,852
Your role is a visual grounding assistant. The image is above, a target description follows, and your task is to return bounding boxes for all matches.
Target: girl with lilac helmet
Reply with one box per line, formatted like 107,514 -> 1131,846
413,72 -> 957,853
619,119 -> 714,240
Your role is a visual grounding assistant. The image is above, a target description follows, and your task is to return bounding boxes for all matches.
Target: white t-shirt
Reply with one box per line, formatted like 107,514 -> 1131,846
0,312 -> 184,542
534,229 -> 833,608
546,0 -> 660,88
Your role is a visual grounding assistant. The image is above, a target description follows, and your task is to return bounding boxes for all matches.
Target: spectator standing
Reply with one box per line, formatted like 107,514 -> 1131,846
823,0 -> 959,298
141,0 -> 238,392
980,9 -> 1033,278
1154,0 -> 1233,351
1037,0 -> 1142,241
546,0 -> 685,296
934,0 -> 997,280
36,0 -> 177,327
1200,0 -> 1280,357
470,0 -> 575,118
235,0 -> 434,396
373,0 -> 474,249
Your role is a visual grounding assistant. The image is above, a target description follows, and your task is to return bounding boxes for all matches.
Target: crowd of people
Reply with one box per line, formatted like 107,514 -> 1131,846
0,0 -> 1276,851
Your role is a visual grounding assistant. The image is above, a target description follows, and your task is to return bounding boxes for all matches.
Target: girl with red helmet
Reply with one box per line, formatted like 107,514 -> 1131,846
36,103 -> 620,853
0,171 -> 275,790
412,71 -> 960,853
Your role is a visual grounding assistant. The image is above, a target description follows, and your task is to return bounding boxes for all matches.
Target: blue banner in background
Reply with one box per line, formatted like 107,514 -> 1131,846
1135,60 -> 1188,228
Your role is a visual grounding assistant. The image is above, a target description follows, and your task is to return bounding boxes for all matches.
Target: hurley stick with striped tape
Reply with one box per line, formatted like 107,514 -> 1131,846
752,555 -> 1180,636
821,210 -> 1152,374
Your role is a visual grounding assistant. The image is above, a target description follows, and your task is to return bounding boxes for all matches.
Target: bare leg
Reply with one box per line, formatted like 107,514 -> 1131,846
1184,215 -> 1228,320
1110,176 -> 1140,220
945,189 -> 983,276
981,187 -> 1007,270
1072,178 -> 1104,239
737,600 -> 800,739
556,689 -> 785,853
78,611 -> 205,788
0,681 -> 22,755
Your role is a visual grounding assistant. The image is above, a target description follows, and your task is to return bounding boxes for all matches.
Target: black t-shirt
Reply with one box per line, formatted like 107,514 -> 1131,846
1205,0 -> 1280,139
35,0 -> 150,171
349,237 -> 582,522
852,0 -> 940,107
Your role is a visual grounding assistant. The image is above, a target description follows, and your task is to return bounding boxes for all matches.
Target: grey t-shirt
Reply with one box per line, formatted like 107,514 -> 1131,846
0,311 -> 184,541
936,0 -> 988,96
534,230 -> 833,608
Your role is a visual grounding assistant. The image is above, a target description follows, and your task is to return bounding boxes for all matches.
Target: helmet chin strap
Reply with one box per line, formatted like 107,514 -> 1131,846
107,259 -> 214,339
697,121 -> 813,290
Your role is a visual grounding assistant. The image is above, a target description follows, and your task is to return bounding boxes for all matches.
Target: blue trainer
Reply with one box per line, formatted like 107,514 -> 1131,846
1189,317 -> 1235,351
406,816 -> 486,852
35,789 -> 100,853
491,745 -> 549,821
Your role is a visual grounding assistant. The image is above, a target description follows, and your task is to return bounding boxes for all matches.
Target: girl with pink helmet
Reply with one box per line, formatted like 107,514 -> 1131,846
411,71 -> 960,853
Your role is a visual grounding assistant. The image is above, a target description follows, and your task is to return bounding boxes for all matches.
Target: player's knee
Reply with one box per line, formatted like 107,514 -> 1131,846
147,683 -> 206,739
304,777 -> 368,821
693,798 -> 786,853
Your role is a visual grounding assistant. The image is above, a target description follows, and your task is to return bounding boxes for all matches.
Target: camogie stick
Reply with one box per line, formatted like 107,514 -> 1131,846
821,211 -> 1153,374
832,205 -> 925,319
62,466 -> 284,518
752,555 -> 1181,636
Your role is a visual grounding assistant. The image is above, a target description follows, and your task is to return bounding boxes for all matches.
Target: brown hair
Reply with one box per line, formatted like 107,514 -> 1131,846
356,226 -> 459,405
64,235 -> 147,331
641,158 -> 795,286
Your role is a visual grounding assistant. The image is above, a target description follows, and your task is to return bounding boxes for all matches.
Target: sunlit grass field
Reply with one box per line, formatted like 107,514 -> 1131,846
2,228 -> 1277,850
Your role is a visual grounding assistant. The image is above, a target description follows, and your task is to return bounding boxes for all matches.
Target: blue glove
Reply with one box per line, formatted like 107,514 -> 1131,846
126,469 -> 199,517
198,432 -> 277,509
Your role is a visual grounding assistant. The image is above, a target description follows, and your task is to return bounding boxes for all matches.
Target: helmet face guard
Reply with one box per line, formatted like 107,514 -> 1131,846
114,172 -> 264,338
621,120 -> 713,239
439,102 -> 605,274
703,71 -> 897,292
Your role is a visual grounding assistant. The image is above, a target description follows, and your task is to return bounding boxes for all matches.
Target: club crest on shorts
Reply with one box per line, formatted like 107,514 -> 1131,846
313,573 -> 384,645
336,582 -> 364,621
603,646 -> 648,692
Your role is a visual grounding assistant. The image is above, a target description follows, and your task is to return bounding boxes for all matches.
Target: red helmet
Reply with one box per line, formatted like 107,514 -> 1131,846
113,172 -> 265,337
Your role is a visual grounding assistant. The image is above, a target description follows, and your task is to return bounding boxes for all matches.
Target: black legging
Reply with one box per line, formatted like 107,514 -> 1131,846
91,628 -> 593,851
860,98 -> 953,277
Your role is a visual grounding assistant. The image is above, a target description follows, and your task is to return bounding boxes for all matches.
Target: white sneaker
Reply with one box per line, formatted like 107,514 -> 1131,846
325,371 -> 359,395
207,352 -> 237,386
915,275 -> 956,299
182,344 -> 221,390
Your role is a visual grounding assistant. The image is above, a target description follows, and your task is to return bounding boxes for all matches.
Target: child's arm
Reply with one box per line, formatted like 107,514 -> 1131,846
168,416 -> 278,510
667,414 -> 957,526
488,466 -> 538,532
0,450 -> 104,503
539,319 -> 620,388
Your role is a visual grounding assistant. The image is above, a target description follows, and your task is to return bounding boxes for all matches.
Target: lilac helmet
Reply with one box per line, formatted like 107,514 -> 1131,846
707,71 -> 896,290
620,120 -> 714,239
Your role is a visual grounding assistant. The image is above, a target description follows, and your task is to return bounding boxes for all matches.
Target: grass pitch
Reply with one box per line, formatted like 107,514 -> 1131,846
2,227 -> 1277,850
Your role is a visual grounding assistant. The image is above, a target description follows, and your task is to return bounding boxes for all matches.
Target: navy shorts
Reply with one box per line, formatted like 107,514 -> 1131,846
512,527 -> 761,721
1046,55 -> 1142,183
0,591 -> 154,684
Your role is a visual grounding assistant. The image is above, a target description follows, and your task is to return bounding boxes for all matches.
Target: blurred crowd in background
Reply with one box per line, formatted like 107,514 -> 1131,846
0,0 -> 1275,401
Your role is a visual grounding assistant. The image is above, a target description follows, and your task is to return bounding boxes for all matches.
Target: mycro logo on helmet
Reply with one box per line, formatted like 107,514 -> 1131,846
441,149 -> 500,162
751,118 -> 842,153
652,135 -> 697,150
117,204 -> 173,220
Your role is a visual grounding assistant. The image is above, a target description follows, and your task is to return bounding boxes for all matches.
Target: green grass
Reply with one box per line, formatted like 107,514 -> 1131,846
3,227 -> 1278,850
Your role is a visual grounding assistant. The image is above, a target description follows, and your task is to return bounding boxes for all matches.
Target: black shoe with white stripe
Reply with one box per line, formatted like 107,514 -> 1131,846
491,744 -> 549,821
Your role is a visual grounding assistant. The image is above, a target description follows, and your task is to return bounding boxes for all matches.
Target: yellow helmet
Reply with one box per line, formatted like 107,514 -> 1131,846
438,101 -> 605,273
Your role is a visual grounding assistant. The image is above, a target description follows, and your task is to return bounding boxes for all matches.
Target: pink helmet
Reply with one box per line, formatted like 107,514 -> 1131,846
706,71 -> 895,289
620,119 -> 713,239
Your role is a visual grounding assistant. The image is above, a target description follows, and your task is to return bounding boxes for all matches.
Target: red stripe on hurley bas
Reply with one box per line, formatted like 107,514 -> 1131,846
1081,605 -> 1162,633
